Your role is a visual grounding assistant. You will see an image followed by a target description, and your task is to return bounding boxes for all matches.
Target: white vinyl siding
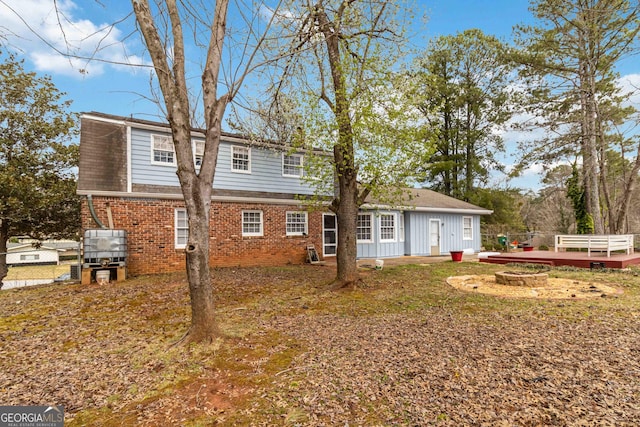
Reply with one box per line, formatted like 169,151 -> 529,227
463,216 -> 473,240
232,146 -> 251,173
357,213 -> 373,243
175,209 -> 188,249
379,213 -> 396,242
286,211 -> 308,236
242,210 -> 263,236
282,153 -> 303,177
151,134 -> 175,166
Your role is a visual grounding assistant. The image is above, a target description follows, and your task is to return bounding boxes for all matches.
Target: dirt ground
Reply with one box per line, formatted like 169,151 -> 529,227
447,274 -> 622,299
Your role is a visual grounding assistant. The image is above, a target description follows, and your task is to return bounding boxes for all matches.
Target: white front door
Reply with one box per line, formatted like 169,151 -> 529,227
429,219 -> 441,256
323,213 -> 337,257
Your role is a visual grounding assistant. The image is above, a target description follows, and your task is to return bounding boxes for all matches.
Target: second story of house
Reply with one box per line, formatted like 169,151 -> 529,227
78,112 -> 328,202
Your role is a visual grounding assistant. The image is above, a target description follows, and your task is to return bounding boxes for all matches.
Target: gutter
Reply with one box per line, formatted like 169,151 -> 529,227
86,194 -> 107,229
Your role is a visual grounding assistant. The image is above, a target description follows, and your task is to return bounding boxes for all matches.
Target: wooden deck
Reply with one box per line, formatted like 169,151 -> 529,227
480,250 -> 640,269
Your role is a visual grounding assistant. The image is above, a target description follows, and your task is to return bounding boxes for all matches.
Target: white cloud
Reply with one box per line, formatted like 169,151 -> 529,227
618,73 -> 640,108
0,0 -> 148,78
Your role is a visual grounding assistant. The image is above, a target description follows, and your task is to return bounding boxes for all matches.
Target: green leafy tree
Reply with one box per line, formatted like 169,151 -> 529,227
473,188 -> 527,232
411,29 -> 515,201
0,52 -> 78,287
513,0 -> 640,234
260,0 -> 425,287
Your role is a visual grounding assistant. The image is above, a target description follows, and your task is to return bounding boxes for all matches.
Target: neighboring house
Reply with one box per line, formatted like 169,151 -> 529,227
78,112 -> 492,275
6,244 -> 61,266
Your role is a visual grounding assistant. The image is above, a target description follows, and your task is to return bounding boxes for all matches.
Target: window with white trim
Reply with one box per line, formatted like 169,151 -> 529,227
175,208 -> 188,249
357,213 -> 373,243
232,146 -> 251,173
242,210 -> 263,236
282,153 -> 303,177
379,213 -> 396,242
193,140 -> 204,166
398,213 -> 405,242
463,216 -> 473,240
20,254 -> 40,261
286,211 -> 308,236
151,134 -> 175,165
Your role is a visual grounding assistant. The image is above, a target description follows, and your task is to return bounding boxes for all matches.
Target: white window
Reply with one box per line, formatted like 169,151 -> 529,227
232,146 -> 251,173
398,213 -> 405,242
463,216 -> 473,240
380,213 -> 396,242
242,210 -> 263,236
20,254 -> 40,261
151,134 -> 175,165
193,140 -> 204,166
282,153 -> 303,177
357,213 -> 373,243
286,211 -> 308,236
175,208 -> 188,249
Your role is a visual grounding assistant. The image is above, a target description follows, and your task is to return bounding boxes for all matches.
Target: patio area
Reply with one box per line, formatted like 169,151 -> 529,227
479,249 -> 640,269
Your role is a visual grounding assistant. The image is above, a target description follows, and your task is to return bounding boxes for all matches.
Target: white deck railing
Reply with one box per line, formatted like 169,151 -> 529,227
554,234 -> 634,257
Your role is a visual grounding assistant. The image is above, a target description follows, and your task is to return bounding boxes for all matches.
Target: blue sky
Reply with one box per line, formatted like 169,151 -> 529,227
0,0 -> 536,117
1,0 -> 638,191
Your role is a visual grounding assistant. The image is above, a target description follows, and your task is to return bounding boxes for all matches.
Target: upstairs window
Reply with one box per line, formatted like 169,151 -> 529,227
232,146 -> 251,173
357,213 -> 373,243
242,210 -> 263,236
282,153 -> 303,177
379,213 -> 396,242
151,134 -> 175,165
286,211 -> 308,236
193,140 -> 204,167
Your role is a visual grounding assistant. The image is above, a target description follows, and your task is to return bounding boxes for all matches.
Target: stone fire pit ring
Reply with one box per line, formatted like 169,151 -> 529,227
495,271 -> 548,287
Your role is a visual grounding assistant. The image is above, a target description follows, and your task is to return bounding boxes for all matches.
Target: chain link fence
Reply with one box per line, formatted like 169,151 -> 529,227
1,243 -> 82,290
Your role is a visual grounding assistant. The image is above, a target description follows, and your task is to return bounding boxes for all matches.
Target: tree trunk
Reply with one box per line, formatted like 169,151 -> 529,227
579,51 -> 604,234
0,220 -> 8,288
334,166 -> 360,288
183,184 -> 218,342
171,115 -> 219,343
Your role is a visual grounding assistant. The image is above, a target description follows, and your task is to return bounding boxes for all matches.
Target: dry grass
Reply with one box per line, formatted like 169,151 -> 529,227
5,264 -> 71,280
1,261 -> 640,425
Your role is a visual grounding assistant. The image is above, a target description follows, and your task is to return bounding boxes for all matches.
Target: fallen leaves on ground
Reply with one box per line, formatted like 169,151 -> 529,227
1,264 -> 640,426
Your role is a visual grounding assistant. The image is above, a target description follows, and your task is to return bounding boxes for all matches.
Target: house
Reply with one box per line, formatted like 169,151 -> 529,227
77,112 -> 492,275
7,244 -> 61,266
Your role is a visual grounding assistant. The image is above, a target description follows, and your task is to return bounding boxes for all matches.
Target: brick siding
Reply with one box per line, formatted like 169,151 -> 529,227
81,196 -> 326,275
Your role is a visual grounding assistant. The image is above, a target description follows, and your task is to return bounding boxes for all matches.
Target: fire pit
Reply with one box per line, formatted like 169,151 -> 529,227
495,271 -> 548,287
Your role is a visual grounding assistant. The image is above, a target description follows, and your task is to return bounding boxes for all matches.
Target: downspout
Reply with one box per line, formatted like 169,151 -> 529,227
87,195 -> 107,229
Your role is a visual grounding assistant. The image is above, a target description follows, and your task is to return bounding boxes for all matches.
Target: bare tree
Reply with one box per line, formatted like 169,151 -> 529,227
130,0 -> 281,343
